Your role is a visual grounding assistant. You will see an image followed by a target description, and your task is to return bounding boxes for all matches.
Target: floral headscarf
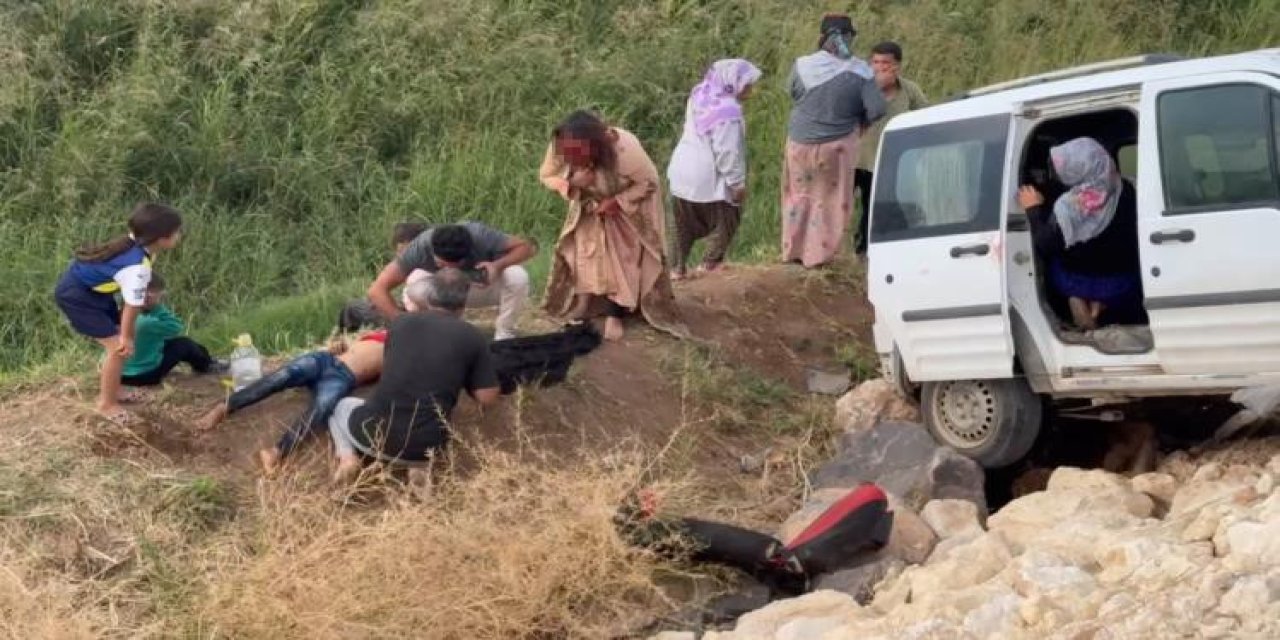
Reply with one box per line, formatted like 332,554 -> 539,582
1051,137 -> 1122,247
689,58 -> 763,137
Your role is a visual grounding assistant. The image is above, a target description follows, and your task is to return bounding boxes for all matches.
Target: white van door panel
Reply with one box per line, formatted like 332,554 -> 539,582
1139,73 -> 1280,375
868,114 -> 1015,382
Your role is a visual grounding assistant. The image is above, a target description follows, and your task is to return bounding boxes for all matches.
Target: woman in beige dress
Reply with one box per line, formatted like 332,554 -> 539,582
539,110 -> 684,341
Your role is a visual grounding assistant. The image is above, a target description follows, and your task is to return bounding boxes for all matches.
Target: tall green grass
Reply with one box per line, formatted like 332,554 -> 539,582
1,0 -> 1276,373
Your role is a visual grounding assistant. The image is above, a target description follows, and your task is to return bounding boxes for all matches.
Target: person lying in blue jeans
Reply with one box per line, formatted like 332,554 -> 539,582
195,328 -> 387,475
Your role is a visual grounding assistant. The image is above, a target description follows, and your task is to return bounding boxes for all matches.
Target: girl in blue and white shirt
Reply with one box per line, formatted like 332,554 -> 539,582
54,203 -> 183,423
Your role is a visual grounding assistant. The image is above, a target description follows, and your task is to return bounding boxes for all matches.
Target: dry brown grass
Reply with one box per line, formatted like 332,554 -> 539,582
198,445 -> 682,639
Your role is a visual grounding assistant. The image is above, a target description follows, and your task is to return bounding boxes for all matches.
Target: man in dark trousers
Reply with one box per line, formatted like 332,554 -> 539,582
854,41 -> 929,258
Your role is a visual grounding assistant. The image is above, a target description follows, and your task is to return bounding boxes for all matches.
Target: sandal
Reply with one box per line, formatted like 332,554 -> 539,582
118,387 -> 152,404
98,408 -> 139,427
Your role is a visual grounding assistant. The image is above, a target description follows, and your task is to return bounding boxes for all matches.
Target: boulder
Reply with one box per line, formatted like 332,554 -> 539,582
813,557 -> 905,605
812,421 -> 986,514
961,592 -> 1024,638
1131,472 -> 1178,504
1217,572 -> 1280,619
920,499 -> 983,540
716,590 -> 861,639
1220,518 -> 1280,572
833,378 -> 919,433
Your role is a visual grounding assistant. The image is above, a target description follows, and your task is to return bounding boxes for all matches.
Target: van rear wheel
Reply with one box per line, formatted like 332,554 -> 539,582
922,378 -> 1042,468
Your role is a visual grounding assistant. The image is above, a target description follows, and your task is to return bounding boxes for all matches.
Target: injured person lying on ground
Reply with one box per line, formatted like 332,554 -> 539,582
198,271 -> 603,479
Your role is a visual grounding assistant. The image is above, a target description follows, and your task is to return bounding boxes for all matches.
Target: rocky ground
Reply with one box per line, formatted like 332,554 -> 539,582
650,381 -> 1280,640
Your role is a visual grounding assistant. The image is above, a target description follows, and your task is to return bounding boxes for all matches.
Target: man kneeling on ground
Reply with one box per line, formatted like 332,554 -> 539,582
329,268 -> 500,483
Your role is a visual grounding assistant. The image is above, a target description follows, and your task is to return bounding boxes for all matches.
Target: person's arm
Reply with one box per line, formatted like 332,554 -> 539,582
787,65 -> 804,101
709,120 -> 748,204
1020,186 -> 1065,259
466,341 -> 501,406
367,261 -> 409,321
538,142 -> 572,199
603,138 -> 661,216
113,263 -> 152,357
860,78 -> 888,126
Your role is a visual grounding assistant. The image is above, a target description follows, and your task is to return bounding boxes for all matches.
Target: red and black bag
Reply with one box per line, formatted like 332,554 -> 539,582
615,483 -> 893,595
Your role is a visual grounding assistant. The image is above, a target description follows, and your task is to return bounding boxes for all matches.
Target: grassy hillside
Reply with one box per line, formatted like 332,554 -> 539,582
1,0 -> 1276,373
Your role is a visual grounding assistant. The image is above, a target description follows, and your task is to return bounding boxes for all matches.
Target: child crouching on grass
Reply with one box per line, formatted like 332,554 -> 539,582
119,273 -> 224,388
53,203 -> 183,425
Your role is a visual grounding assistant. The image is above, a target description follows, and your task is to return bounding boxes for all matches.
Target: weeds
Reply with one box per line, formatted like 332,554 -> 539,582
2,0 -> 1278,374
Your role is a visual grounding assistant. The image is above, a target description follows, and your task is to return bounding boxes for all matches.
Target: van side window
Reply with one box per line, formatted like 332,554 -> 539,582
1157,84 -> 1280,212
871,114 -> 1008,242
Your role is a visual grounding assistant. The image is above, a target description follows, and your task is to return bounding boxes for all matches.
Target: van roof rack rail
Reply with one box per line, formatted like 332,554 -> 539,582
945,53 -> 1186,102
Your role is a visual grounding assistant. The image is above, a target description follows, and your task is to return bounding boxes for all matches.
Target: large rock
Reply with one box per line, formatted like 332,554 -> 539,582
1220,518 -> 1280,572
1131,472 -> 1179,504
705,590 -> 862,640
834,379 -> 920,433
1217,572 -> 1280,619
812,421 -> 986,514
813,557 -> 905,605
920,499 -> 983,541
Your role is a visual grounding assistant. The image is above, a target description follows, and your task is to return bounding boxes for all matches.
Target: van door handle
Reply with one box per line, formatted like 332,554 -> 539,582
950,243 -> 990,258
1150,228 -> 1195,244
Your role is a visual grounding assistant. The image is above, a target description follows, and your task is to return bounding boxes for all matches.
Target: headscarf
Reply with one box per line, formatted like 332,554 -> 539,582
689,58 -> 763,137
1050,137 -> 1123,248
794,13 -> 872,90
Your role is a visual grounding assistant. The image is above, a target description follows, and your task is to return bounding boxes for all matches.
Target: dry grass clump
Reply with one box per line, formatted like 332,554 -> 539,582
200,444 -> 683,639
0,553 -> 103,640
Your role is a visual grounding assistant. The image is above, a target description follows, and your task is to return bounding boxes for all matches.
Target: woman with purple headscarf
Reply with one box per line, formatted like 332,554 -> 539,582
1018,137 -> 1144,330
666,58 -> 763,279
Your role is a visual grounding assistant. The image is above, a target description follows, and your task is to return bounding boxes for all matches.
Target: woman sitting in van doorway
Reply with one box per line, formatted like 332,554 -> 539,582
1018,137 -> 1145,330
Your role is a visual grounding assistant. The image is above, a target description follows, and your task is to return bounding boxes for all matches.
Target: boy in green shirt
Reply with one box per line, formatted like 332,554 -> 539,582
120,273 -> 223,387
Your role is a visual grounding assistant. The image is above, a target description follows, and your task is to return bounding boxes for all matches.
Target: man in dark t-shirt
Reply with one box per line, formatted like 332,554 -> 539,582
363,221 -> 537,341
329,267 -> 500,483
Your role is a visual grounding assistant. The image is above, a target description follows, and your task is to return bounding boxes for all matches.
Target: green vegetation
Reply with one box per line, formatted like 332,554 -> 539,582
1,0 -> 1276,374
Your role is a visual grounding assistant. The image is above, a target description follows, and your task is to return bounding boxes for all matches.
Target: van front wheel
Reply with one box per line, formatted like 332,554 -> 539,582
921,378 -> 1042,468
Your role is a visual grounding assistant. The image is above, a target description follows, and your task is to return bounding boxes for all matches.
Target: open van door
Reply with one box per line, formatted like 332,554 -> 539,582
1138,73 -> 1280,375
868,114 -> 1016,382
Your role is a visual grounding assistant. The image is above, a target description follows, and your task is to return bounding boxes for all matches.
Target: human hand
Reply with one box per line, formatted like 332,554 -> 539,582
116,337 -> 135,359
598,197 -> 621,216
328,337 -> 349,355
568,167 -> 596,189
474,261 -> 500,288
1018,185 -> 1045,210
729,185 -> 747,206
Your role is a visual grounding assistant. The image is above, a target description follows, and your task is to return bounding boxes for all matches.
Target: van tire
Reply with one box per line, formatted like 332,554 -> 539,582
921,378 -> 1042,468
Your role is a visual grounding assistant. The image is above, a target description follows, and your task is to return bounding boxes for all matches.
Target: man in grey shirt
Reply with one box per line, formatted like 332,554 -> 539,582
365,222 -> 537,341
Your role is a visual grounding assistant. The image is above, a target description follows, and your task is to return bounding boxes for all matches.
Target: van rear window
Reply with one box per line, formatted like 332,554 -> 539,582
871,114 -> 1009,243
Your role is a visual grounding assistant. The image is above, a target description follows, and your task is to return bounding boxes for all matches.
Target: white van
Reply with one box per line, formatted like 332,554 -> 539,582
868,49 -> 1280,468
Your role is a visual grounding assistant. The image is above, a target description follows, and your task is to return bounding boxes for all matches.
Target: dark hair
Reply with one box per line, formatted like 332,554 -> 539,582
147,272 -> 166,291
430,224 -> 474,263
871,41 -> 903,62
75,203 -> 183,262
817,13 -> 856,48
552,110 -> 617,172
392,221 -> 427,246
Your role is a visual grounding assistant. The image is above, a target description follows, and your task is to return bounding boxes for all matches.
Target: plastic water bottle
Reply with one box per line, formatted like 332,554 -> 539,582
228,333 -> 262,392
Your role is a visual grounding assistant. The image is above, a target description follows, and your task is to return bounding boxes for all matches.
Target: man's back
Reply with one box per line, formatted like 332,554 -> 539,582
349,311 -> 497,461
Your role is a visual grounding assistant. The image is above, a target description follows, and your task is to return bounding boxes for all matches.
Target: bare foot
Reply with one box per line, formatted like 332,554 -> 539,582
195,404 -> 228,431
257,448 -> 282,477
332,456 -> 362,484
603,317 -> 625,341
